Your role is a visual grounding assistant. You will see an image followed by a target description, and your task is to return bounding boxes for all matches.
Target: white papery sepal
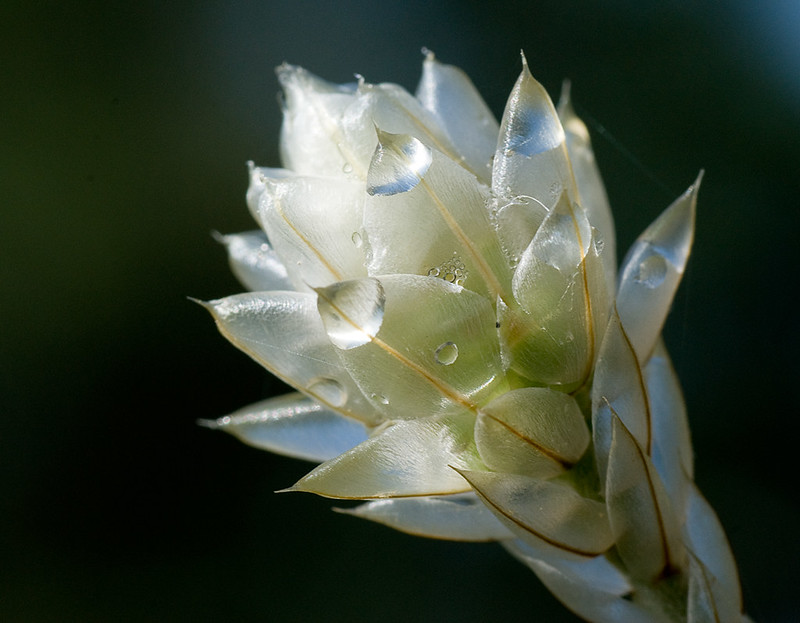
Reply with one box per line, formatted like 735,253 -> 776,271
257,173 -> 367,289
475,387 -> 590,478
288,413 -> 482,498
606,415 -> 685,583
415,50 -> 498,183
339,492 -> 514,541
616,174 -> 700,362
493,54 -> 577,213
557,83 -> 616,292
457,469 -> 614,561
246,163 -> 293,222
216,230 -> 293,292
505,540 -> 658,623
318,274 -> 506,420
204,291 -> 381,425
200,392 -> 368,462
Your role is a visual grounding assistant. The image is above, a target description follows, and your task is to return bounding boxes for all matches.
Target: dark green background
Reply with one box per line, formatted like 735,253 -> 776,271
3,1 -> 798,621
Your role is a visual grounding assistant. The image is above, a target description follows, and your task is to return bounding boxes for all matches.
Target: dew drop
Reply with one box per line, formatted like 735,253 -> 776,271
316,278 -> 385,349
427,267 -> 440,277
308,377 -> 347,407
634,253 -> 668,289
370,393 -> 389,405
434,341 -> 459,365
342,162 -> 353,174
366,129 -> 432,196
351,231 -> 363,248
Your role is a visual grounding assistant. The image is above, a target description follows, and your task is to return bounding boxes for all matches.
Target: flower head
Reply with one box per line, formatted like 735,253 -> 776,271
202,52 -> 747,622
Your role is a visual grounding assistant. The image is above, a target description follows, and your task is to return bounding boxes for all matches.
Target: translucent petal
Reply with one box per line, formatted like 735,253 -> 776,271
606,415 -> 685,582
492,195 -> 548,269
502,195 -> 603,388
245,163 -> 293,222
492,55 -> 577,214
684,485 -> 742,618
415,51 -> 498,183
257,173 -> 367,289
592,311 -> 653,486
687,554 -> 735,623
475,387 -> 589,478
366,129 -> 432,196
289,413 -> 482,498
646,341 -> 693,515
505,541 -> 655,623
457,470 -> 614,560
200,392 -> 368,462
339,492 -> 514,541
204,292 -> 381,425
557,83 -> 616,291
216,230 -> 293,292
616,175 -> 700,362
364,141 -> 511,302
277,64 -> 368,179
325,274 -> 506,420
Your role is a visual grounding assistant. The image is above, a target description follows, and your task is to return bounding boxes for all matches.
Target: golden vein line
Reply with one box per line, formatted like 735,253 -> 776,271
481,411 -> 573,469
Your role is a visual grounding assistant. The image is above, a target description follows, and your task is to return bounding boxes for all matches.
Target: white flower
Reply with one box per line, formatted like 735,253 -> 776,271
201,52 -> 749,623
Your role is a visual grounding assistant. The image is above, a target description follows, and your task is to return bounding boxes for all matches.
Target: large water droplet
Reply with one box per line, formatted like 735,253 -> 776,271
316,278 -> 385,349
308,377 -> 347,407
366,129 -> 432,196
351,231 -> 363,248
634,253 -> 668,289
434,341 -> 459,365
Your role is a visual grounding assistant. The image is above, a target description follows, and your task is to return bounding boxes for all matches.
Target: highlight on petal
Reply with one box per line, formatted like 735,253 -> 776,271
200,392 -> 368,462
327,274 -> 506,420
616,174 -> 700,362
366,128 -> 432,196
215,230 -> 293,292
457,469 -> 614,561
605,415 -> 685,583
315,277 -> 385,350
257,173 -> 367,289
415,50 -> 499,182
475,387 -> 590,478
202,291 -> 381,425
288,413 -> 482,499
338,492 -> 514,541
493,54 -> 576,212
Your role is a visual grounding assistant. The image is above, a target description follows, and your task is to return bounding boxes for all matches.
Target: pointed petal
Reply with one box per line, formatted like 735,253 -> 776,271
204,291 -> 381,425
687,554 -> 728,623
339,493 -> 514,541
415,51 -> 498,182
319,274 -> 506,420
505,541 -> 655,623
684,485 -> 743,619
557,83 -> 616,291
493,56 -> 576,214
245,163 -> 293,222
502,195 -> 604,388
616,175 -> 700,362
201,393 -> 368,462
458,469 -> 614,560
364,134 -> 511,302
606,415 -> 685,582
217,230 -> 293,292
290,413 -> 481,498
475,387 -> 590,478
592,311 -> 653,486
646,341 -> 693,514
258,173 -> 367,289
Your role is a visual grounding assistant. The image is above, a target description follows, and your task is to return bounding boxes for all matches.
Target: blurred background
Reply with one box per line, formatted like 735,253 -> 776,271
2,1 -> 798,621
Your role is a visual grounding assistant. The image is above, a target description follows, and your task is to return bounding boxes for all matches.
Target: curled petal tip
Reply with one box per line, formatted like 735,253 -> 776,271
421,46 -> 435,61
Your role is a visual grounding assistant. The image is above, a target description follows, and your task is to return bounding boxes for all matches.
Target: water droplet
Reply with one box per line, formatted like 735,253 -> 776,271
366,129 -> 432,196
316,278 -> 385,349
342,162 -> 353,174
308,377 -> 347,407
634,253 -> 668,289
434,341 -> 458,365
592,229 -> 605,255
370,393 -> 389,405
351,231 -> 363,248
427,257 -> 468,286
427,267 -> 440,277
